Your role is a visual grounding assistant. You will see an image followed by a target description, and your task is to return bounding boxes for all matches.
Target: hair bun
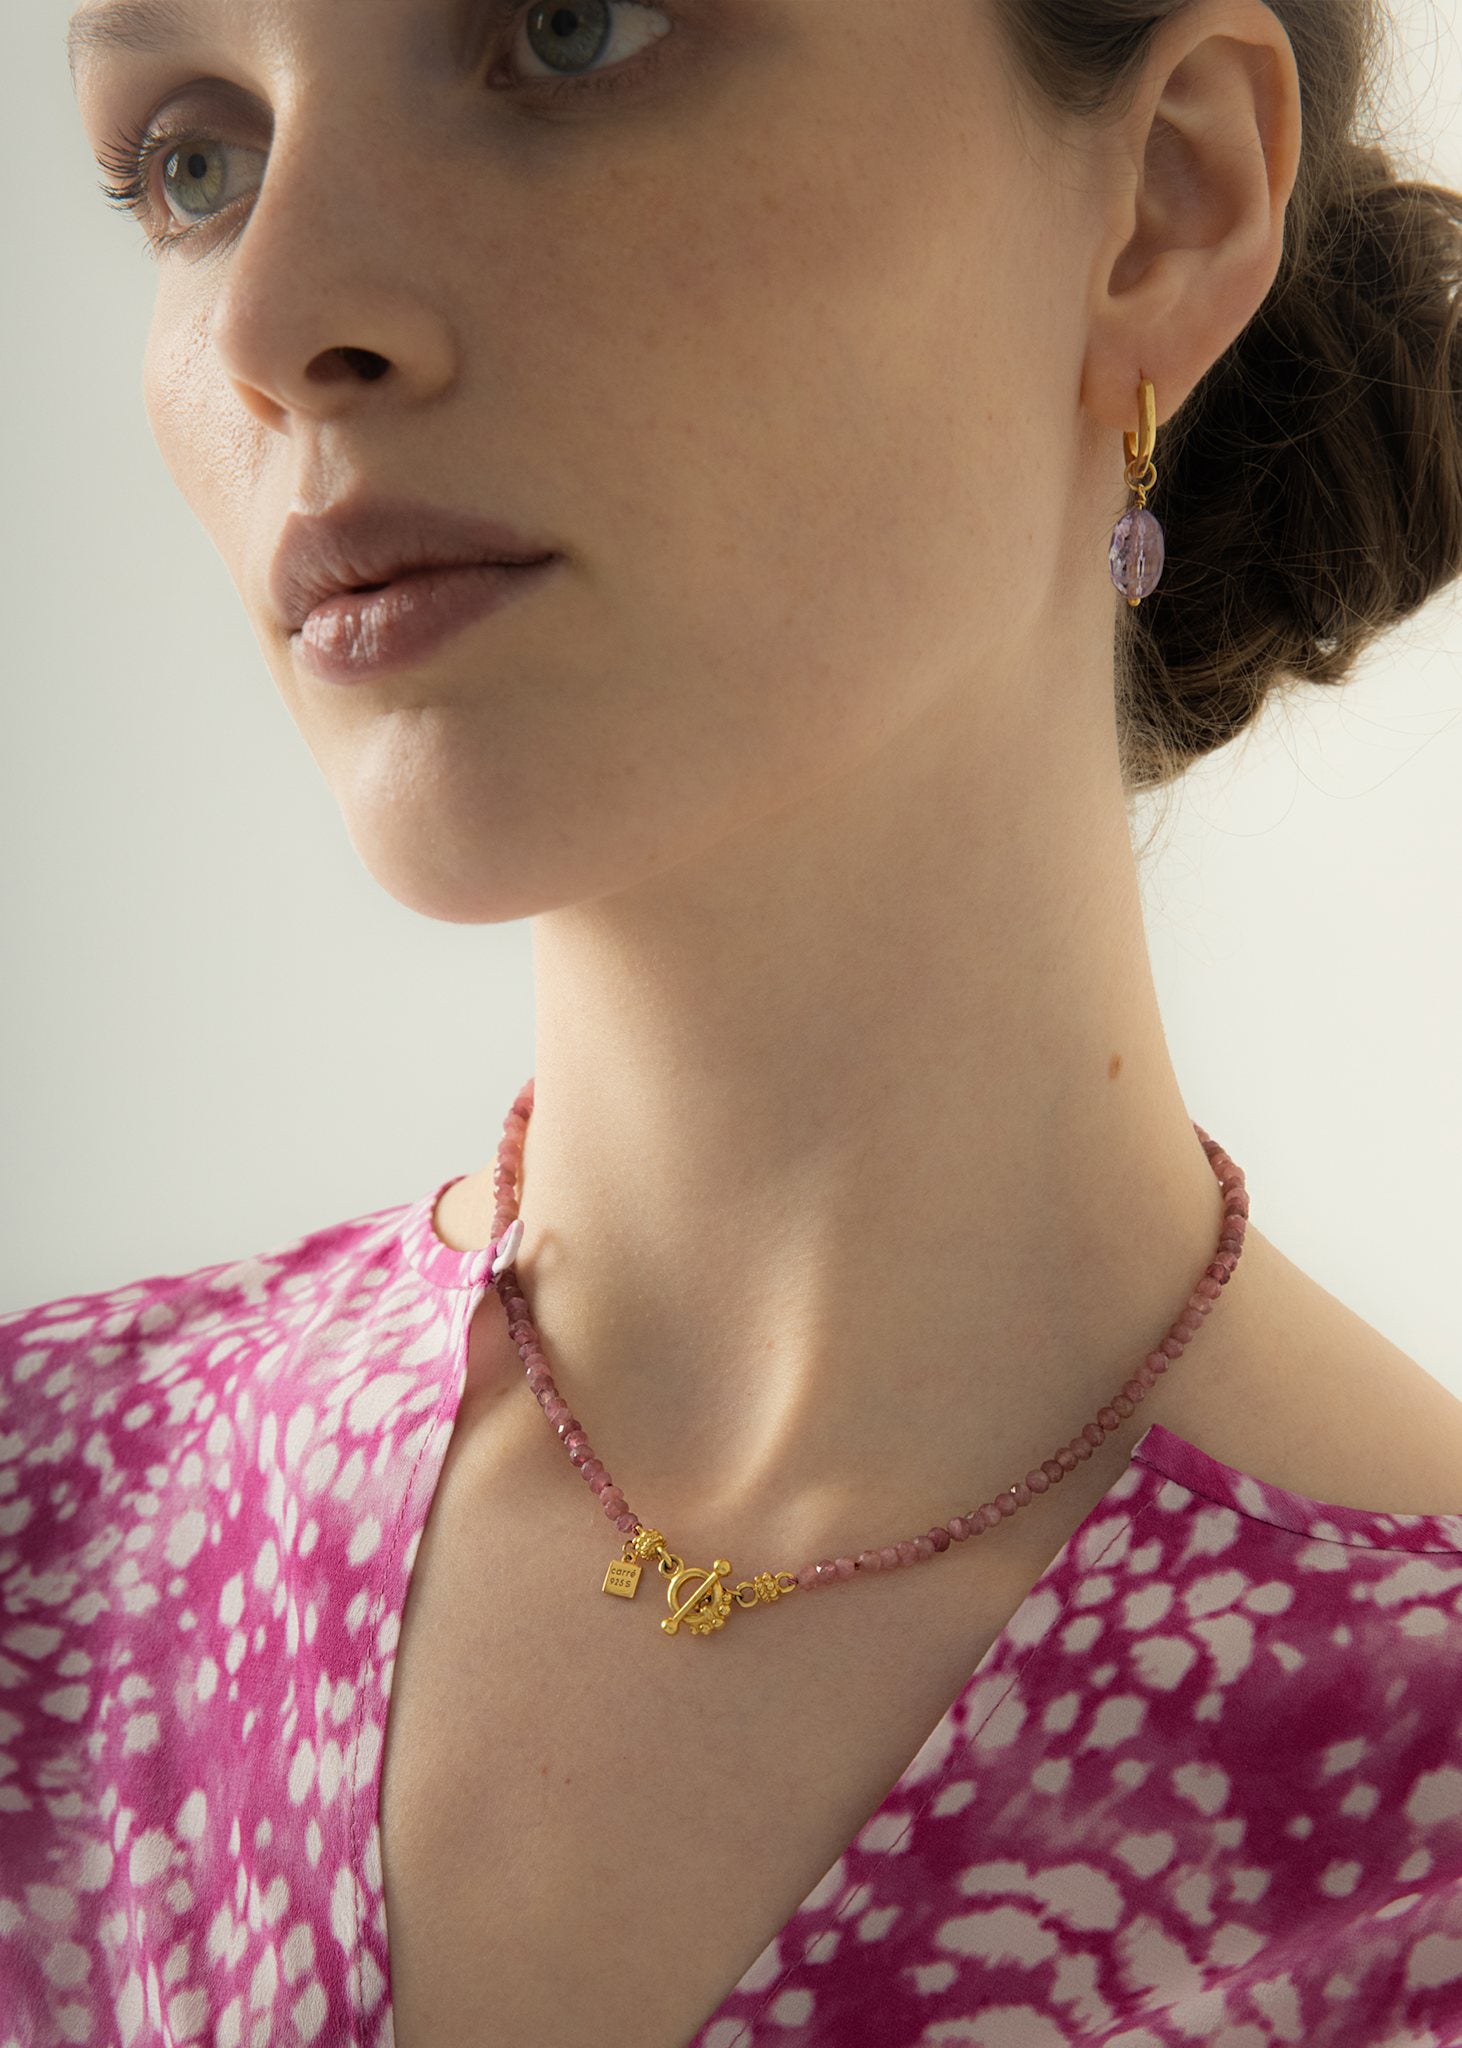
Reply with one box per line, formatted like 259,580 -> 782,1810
993,0 -> 1462,799
1119,127 -> 1462,795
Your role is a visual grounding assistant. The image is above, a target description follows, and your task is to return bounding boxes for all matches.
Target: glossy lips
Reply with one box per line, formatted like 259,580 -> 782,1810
270,494 -> 563,682
295,560 -> 561,682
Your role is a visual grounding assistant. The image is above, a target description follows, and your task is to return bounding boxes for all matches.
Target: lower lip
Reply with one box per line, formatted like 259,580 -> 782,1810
291,558 -> 562,683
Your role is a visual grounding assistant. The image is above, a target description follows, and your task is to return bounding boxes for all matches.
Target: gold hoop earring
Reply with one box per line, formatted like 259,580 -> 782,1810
1108,375 -> 1165,608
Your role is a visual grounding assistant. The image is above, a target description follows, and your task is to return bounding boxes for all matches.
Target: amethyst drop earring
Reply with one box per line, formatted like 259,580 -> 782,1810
1108,374 -> 1166,608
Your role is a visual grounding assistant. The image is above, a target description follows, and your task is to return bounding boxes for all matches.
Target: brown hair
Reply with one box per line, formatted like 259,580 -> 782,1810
991,0 -> 1462,810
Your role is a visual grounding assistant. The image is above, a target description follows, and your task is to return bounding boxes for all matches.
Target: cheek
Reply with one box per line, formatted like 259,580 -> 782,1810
142,300 -> 266,571
534,100 -> 1068,811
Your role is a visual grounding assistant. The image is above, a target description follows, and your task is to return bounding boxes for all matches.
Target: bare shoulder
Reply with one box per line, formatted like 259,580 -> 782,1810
1312,1337 -> 1462,1518
1158,1226 -> 1462,1520
431,1169 -> 495,1251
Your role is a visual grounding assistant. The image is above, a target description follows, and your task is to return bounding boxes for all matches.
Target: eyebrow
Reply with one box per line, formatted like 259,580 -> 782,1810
66,0 -> 204,81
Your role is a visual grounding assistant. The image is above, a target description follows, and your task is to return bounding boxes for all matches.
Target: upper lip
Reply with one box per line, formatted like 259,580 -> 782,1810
270,493 -> 561,633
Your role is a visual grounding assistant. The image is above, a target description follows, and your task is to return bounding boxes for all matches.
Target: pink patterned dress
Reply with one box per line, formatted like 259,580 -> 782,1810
3,1177 -> 1461,2047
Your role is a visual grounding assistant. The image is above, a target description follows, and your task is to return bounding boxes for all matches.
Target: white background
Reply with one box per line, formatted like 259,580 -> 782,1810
4,1 -> 1460,1423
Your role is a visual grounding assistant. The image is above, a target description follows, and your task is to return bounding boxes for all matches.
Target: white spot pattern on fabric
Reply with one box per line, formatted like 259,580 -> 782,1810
1,1179 -> 1460,2045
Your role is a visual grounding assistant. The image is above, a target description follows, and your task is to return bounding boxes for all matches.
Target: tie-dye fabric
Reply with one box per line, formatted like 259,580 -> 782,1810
3,1175 -> 1461,2048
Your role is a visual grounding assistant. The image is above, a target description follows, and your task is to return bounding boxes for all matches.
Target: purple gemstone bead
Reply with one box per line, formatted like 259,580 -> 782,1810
1109,506 -> 1165,604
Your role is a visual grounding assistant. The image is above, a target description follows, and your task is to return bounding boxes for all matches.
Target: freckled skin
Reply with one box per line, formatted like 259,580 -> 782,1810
77,2 -> 1430,1554
55,17 -> 1462,2041
87,0 -> 1254,927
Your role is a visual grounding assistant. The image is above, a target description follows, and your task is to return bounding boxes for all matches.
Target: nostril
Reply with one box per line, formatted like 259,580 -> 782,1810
337,346 -> 390,381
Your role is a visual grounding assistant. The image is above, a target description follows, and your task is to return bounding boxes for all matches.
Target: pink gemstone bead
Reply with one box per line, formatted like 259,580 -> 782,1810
1109,505 -> 1166,603
484,1089 -> 1248,1620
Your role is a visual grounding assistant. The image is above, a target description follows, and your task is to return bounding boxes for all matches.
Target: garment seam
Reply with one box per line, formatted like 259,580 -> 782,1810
1131,1450 -> 1462,1555
402,1178 -> 491,1291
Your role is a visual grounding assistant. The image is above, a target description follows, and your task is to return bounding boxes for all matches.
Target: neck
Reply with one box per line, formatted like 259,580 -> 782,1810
448,630 -> 1253,1564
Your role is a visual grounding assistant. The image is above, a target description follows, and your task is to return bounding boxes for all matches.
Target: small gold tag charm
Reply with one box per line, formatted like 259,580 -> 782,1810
604,1525 -> 664,1599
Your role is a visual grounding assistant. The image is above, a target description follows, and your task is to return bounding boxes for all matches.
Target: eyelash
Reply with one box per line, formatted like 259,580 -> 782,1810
94,0 -> 676,254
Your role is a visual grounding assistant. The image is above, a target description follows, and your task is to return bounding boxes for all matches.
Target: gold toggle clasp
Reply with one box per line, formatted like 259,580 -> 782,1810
601,1524 -> 799,1635
661,1557 -> 735,1636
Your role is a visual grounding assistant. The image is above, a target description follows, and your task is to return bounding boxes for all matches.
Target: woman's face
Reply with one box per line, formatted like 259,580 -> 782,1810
71,0 -> 1108,922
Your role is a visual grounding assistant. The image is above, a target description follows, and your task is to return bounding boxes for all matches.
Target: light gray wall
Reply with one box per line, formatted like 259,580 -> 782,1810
4,3 -> 1461,1413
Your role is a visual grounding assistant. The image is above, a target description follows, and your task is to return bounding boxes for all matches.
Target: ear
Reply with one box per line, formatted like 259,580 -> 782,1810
1080,0 -> 1304,442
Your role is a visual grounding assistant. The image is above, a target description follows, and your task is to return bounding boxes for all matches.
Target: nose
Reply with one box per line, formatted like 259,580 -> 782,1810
205,121 -> 460,432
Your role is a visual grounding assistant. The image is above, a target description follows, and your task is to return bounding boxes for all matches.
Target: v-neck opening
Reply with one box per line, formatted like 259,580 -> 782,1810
368,1174 -> 1462,2048
683,1445 -> 1160,2044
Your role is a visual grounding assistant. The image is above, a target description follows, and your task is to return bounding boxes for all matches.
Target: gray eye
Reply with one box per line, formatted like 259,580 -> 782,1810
515,1 -> 671,85
160,140 -> 256,228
